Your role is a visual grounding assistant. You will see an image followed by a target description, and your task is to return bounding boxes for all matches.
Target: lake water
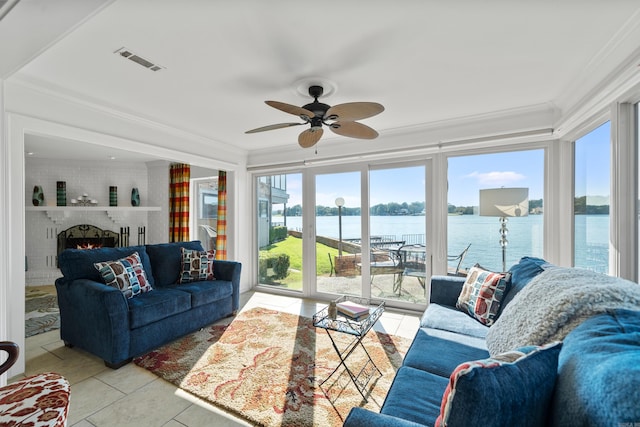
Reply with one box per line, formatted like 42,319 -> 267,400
281,214 -> 609,273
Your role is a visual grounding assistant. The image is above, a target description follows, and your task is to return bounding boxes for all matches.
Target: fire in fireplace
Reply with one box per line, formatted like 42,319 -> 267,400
57,224 -> 120,262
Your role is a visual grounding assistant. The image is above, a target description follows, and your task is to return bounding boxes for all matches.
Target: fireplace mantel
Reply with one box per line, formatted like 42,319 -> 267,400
26,206 -> 161,224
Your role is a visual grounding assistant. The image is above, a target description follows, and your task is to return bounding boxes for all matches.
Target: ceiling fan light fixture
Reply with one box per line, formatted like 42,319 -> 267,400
247,84 -> 383,148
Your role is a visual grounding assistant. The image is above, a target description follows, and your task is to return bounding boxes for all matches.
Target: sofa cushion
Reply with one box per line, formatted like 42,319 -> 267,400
380,366 -> 449,426
178,248 -> 215,283
435,341 -> 562,427
58,245 -> 154,287
163,280 -> 233,308
403,329 -> 490,376
145,241 -> 204,287
94,252 -> 153,299
456,266 -> 508,326
421,303 -> 489,339
127,288 -> 192,329
501,257 -> 553,312
551,309 -> 640,427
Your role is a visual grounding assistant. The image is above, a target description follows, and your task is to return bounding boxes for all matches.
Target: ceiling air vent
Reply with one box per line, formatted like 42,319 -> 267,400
115,47 -> 164,72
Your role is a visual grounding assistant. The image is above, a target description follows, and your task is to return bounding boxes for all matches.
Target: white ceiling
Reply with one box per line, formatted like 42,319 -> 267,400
4,0 -> 640,160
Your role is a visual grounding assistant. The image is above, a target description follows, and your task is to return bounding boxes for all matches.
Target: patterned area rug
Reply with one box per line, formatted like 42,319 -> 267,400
134,307 -> 411,427
25,286 -> 60,337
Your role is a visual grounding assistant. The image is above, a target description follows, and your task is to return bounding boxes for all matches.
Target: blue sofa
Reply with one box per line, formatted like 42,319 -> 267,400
344,257 -> 640,426
55,241 -> 241,368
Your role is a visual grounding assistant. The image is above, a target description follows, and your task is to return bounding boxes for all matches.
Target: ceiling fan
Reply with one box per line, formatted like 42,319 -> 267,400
245,85 -> 384,148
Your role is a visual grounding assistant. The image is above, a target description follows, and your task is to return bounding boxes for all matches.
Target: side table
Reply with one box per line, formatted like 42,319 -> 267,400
313,296 -> 385,402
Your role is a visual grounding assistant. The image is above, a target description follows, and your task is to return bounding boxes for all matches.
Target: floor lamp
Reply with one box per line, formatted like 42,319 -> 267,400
479,188 -> 529,272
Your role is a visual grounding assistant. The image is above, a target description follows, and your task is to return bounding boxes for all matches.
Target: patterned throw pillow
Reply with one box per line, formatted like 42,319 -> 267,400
94,252 -> 152,298
456,265 -> 508,325
435,341 -> 562,427
179,248 -> 216,283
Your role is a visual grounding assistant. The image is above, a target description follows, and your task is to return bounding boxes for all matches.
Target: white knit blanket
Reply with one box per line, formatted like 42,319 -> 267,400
486,267 -> 640,356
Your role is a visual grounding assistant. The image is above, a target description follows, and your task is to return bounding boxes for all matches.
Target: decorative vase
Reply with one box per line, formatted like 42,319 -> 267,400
328,301 -> 337,320
32,185 -> 45,206
131,187 -> 140,206
109,186 -> 118,207
56,181 -> 66,206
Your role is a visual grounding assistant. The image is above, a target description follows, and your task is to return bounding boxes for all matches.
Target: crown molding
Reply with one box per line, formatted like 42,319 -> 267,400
247,102 -> 556,168
553,7 -> 640,138
554,48 -> 640,140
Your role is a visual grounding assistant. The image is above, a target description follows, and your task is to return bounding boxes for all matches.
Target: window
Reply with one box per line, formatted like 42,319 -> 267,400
192,177 -> 218,251
574,121 -> 610,273
448,150 -> 544,272
256,173 -> 303,291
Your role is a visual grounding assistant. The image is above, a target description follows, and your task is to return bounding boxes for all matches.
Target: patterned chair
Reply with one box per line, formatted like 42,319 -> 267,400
0,341 -> 70,427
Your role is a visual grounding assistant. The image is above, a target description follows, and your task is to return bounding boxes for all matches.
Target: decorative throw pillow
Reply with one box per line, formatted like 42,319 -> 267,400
179,248 -> 216,283
435,341 -> 562,427
456,265 -> 508,326
94,252 -> 152,298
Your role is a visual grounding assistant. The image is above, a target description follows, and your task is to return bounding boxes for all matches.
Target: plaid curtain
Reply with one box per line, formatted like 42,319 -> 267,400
215,170 -> 227,260
169,163 -> 190,242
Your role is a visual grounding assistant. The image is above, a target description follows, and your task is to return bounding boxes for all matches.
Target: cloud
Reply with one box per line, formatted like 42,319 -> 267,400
465,171 -> 526,186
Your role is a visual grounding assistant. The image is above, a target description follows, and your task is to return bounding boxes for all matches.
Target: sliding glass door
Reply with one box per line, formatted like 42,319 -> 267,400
315,171 -> 362,296
369,165 -> 427,304
256,173 -> 303,291
254,163 -> 430,309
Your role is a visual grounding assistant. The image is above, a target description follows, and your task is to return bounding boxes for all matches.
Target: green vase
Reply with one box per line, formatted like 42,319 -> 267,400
32,185 -> 45,206
131,187 -> 140,206
56,181 -> 66,206
109,186 -> 118,207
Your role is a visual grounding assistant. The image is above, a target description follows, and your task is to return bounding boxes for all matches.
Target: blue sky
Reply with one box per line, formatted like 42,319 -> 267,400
282,122 -> 610,208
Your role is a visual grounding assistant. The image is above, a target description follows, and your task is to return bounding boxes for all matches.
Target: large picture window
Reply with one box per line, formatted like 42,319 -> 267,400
448,150 -> 544,272
574,121 -> 610,274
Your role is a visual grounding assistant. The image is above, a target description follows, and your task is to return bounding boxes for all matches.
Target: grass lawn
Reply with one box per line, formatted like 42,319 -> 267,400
259,235 -> 340,289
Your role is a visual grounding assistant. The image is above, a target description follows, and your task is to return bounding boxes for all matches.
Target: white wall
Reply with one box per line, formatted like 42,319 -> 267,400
146,160 -> 170,244
25,158 -> 152,285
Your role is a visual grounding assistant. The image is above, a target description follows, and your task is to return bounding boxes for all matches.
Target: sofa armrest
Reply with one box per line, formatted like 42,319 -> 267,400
213,260 -> 242,312
55,278 -> 130,364
344,408 -> 427,427
430,275 -> 466,306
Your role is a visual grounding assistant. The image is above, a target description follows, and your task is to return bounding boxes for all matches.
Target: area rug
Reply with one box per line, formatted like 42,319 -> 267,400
25,285 -> 60,337
134,307 -> 412,426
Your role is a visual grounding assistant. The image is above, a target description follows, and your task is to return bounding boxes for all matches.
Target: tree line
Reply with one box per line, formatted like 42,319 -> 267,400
277,197 -> 609,217
280,202 -> 425,217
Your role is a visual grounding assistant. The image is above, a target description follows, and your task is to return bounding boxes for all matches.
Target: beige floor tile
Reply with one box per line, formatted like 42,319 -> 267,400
67,377 -> 126,425
174,401 -> 252,427
71,420 -> 97,427
26,349 -> 107,385
86,378 -> 191,427
395,315 -> 421,339
373,315 -> 402,336
161,420 -> 186,427
95,362 -> 158,395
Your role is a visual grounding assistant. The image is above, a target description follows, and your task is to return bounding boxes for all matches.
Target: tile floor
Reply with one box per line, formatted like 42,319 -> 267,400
13,291 -> 422,427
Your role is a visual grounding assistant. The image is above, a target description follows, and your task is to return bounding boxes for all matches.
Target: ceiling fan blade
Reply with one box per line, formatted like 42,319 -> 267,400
298,128 -> 324,148
325,102 -> 384,121
330,121 -> 379,139
265,101 -> 315,119
245,122 -> 305,134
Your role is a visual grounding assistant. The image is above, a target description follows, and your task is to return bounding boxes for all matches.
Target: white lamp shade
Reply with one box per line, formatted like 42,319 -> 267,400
479,188 -> 529,217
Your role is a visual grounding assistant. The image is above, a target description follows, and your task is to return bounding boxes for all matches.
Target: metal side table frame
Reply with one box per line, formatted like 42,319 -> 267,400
312,296 -> 385,402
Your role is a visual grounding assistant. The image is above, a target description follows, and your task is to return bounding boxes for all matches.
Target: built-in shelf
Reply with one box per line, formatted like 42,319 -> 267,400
26,206 -> 161,224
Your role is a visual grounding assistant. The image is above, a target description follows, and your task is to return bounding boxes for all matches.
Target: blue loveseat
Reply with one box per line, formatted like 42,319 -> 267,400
55,241 -> 241,368
344,257 -> 640,426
